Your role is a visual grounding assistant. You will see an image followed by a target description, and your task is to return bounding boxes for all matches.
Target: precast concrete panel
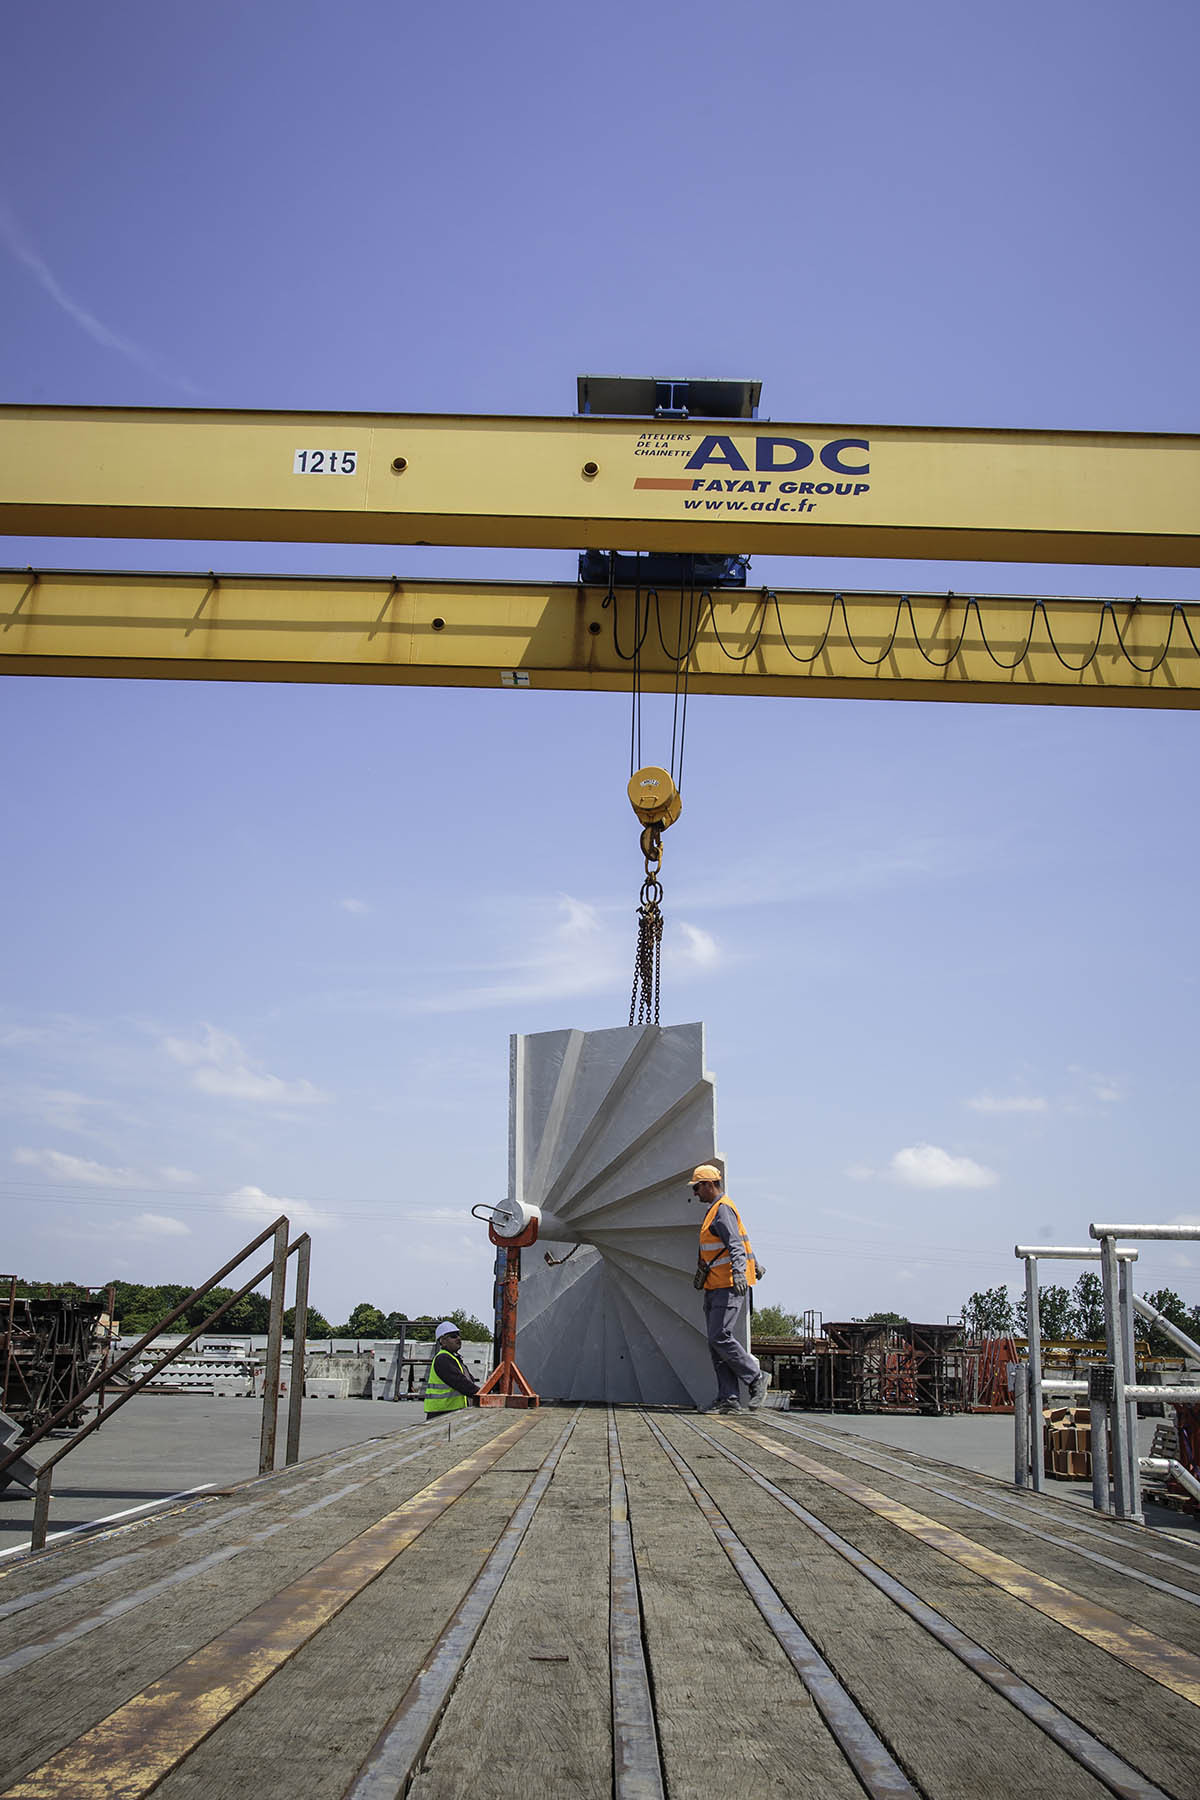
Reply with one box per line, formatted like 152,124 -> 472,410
511,1021 -> 742,1405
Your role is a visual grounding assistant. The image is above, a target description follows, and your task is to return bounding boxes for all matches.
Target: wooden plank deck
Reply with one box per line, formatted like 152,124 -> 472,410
0,1406 -> 1197,1799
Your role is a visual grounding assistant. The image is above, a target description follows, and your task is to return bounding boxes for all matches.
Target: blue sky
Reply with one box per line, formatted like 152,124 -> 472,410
2,2 -> 1198,1329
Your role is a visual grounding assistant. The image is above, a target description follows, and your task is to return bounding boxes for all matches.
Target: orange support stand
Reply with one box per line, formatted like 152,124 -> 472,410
477,1217 -> 540,1408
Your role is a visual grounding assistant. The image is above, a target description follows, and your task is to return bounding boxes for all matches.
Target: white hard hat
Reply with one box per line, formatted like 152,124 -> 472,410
434,1321 -> 460,1339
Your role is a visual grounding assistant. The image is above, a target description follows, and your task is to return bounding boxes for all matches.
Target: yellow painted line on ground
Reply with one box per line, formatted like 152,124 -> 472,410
1,1414 -> 543,1800
724,1420 -> 1200,1708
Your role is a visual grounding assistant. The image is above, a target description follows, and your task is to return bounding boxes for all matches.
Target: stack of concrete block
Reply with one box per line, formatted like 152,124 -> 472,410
123,1353 -> 252,1396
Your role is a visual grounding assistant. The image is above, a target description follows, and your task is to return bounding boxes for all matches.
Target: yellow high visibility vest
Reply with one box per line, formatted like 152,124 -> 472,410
698,1198 -> 757,1291
424,1348 -> 469,1413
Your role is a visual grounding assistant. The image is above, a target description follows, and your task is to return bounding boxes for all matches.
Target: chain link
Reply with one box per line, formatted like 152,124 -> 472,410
629,826 -> 665,1027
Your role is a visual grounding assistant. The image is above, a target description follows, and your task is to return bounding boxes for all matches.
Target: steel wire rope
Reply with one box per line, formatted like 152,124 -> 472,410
667,580 -> 687,783
673,584 -> 702,792
667,570 -> 701,790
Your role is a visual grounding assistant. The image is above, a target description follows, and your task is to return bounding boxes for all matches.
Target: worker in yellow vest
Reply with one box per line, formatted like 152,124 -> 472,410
423,1323 -> 480,1416
690,1164 -> 769,1415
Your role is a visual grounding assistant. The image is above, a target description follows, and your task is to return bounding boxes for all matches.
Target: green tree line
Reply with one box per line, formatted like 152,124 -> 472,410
963,1276 -> 1200,1353
7,1278 -> 491,1342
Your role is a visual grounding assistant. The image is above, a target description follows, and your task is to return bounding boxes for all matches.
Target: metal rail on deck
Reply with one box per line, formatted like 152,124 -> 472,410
760,1415 -> 1200,1609
0,1414 -> 497,1682
643,1414 -> 918,1800
716,1417 -> 1200,1706
1,1416 -> 542,1799
681,1416 -> 1173,1800
607,1411 -> 666,1800
344,1411 -> 581,1800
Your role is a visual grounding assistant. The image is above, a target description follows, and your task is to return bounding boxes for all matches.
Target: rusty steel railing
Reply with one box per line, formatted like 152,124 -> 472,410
0,1217 -> 311,1551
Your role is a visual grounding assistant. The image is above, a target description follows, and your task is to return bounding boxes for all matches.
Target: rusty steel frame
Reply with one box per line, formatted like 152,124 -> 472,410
4,1221 -> 312,1551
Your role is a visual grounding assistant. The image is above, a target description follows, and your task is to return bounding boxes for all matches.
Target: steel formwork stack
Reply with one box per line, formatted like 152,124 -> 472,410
0,1280 -> 114,1432
754,1319 -> 966,1413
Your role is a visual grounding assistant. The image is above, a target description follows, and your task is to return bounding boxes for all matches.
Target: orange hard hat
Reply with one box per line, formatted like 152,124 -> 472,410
690,1164 -> 722,1184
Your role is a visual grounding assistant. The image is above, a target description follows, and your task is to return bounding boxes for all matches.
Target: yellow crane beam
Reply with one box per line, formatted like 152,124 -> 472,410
3,568 -> 1197,708
2,405 -> 1200,566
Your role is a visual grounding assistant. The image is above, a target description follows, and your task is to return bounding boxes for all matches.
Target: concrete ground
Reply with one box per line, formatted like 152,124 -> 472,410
0,1393 -> 429,1555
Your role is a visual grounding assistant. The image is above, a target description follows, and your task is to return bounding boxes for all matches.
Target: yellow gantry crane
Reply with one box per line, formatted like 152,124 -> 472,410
1,395 -> 1198,707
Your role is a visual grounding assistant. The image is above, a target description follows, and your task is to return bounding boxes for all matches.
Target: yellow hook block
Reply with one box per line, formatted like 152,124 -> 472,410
628,766 -> 682,830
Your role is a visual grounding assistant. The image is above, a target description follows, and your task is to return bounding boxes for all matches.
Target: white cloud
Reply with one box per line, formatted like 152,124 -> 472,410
159,1166 -> 197,1185
0,1084 -> 103,1133
845,1163 -> 876,1182
967,1094 -> 1047,1114
130,1212 -> 191,1237
226,1184 -> 338,1233
164,1026 -> 327,1105
410,894 -> 625,1014
0,197 -> 201,395
14,1146 -> 144,1186
672,922 -> 720,969
889,1144 -> 998,1190
340,898 -> 371,915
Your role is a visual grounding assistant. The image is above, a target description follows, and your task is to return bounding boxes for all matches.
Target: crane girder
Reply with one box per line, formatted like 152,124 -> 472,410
3,568 -> 1197,708
2,404 -> 1200,566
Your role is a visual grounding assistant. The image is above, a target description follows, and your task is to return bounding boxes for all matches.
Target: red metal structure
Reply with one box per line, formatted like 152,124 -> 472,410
474,1207 -> 540,1409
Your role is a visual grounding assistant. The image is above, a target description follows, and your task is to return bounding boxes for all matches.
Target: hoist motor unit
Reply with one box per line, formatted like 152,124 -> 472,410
628,766 -> 681,830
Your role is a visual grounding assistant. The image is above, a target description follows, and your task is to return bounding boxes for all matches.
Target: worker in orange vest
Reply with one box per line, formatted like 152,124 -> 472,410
690,1163 -> 769,1415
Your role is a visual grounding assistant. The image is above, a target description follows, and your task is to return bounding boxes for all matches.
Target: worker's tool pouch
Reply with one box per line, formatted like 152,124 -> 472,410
693,1249 -> 721,1290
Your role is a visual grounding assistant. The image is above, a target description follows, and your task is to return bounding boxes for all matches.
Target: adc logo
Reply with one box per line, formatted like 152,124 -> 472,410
683,434 -> 870,475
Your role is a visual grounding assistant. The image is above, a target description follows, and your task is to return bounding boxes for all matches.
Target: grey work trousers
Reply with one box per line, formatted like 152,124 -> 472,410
704,1288 -> 760,1402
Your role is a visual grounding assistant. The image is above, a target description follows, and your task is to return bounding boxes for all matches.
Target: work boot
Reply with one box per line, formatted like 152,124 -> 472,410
747,1369 -> 771,1409
716,1397 -> 743,1414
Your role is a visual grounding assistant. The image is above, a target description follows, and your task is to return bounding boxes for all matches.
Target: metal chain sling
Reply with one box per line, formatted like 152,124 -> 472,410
629,823 -> 665,1027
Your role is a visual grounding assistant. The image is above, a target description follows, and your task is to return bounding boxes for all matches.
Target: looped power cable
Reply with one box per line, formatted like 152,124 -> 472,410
606,585 -> 1200,680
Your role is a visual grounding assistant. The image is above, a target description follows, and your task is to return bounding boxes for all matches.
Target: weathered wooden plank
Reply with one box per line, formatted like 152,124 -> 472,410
149,1426 -> 566,1800
0,1417 -> 519,1793
765,1421 -> 1200,1626
712,1421 -> 1196,1798
618,1412 -> 867,1800
407,1409 -> 612,1800
668,1419 -> 1114,1800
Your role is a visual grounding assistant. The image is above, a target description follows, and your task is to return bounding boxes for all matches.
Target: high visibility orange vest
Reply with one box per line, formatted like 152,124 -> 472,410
698,1198 -> 757,1290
